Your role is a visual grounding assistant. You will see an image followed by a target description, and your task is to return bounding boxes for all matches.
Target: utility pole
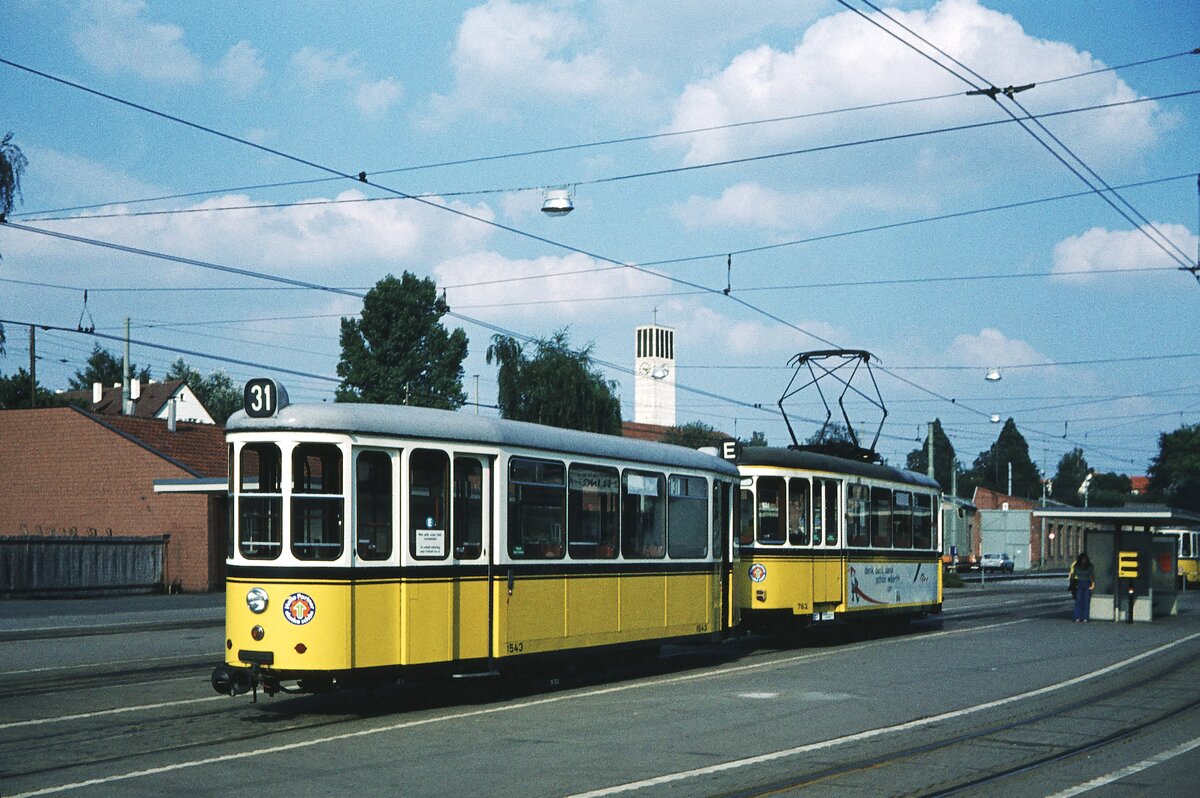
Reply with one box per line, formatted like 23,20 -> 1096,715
1007,461 -> 1013,497
28,324 -> 36,407
927,421 -> 935,481
474,374 -> 480,415
121,316 -> 132,415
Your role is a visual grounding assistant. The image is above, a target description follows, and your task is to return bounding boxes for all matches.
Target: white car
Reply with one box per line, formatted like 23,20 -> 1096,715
980,552 -> 1014,573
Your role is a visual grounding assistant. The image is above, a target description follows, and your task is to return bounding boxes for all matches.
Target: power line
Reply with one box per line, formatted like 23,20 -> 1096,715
836,0 -> 1194,272
14,47 -> 1193,220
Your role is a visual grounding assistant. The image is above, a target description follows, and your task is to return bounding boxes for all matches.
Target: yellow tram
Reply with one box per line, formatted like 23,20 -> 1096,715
729,446 -> 943,628
1161,527 -> 1200,587
212,379 -> 740,696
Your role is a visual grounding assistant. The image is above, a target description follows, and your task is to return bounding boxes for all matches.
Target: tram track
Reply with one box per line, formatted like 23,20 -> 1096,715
711,637 -> 1200,798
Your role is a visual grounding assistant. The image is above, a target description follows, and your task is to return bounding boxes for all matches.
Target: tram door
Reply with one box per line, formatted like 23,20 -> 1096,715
811,478 -> 844,607
451,455 -> 490,662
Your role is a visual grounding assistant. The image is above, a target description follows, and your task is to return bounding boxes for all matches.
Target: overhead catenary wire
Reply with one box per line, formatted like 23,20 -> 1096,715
13,47 -> 1194,220
0,55 -> 1181,465
834,0 -> 1195,272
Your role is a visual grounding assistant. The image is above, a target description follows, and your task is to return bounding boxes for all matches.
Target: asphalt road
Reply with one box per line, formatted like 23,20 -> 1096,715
2,583 -> 1199,798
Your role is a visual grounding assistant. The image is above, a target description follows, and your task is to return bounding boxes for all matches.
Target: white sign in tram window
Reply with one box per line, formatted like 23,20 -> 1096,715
415,529 -> 446,557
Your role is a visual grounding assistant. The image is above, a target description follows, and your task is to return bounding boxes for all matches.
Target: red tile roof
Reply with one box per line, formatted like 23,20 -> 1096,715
61,380 -> 205,419
83,409 -> 227,478
622,421 -> 674,443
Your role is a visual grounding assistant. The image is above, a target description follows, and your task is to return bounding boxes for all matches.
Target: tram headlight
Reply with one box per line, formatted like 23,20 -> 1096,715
246,587 -> 269,614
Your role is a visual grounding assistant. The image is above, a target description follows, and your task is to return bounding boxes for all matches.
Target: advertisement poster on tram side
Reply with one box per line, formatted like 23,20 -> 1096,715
847,562 -> 937,607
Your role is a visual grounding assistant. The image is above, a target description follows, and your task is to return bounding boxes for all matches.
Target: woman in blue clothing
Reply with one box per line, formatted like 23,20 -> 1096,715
1070,552 -> 1096,622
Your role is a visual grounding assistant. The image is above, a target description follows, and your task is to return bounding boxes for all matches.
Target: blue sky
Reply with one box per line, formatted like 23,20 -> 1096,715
1,0 -> 1196,479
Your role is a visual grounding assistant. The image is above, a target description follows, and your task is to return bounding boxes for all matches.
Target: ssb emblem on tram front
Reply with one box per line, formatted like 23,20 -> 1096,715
282,592 -> 316,625
748,563 -> 767,583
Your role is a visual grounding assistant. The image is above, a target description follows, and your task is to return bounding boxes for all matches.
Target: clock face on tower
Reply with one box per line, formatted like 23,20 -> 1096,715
651,364 -> 670,380
638,362 -> 652,376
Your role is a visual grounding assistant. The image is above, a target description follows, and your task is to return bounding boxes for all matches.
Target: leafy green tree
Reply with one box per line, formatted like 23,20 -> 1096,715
905,418 -> 957,493
486,330 -> 621,434
1052,448 -> 1089,505
0,132 -> 29,348
663,421 -> 725,449
1147,423 -> 1200,511
742,431 -> 768,447
165,358 -> 241,423
336,273 -> 468,409
69,343 -> 151,391
1090,472 -> 1132,508
962,418 -> 1042,499
0,368 -> 63,409
0,131 -> 27,225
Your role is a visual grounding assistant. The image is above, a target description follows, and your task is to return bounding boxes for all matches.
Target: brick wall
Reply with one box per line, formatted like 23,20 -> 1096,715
0,408 -> 222,591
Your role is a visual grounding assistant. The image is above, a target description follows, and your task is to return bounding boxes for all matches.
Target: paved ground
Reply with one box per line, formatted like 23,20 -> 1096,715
0,592 -> 223,640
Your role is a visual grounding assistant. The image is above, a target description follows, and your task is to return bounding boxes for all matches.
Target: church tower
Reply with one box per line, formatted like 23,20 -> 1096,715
634,324 -> 676,427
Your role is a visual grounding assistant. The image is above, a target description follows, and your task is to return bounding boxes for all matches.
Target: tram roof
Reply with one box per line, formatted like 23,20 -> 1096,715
734,447 -> 941,490
226,403 -> 740,477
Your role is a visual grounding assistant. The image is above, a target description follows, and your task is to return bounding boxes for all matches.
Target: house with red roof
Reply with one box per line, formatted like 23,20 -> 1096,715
60,379 -> 215,424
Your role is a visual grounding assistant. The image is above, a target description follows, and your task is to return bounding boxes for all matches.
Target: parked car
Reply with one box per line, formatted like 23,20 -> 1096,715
980,552 -> 1014,573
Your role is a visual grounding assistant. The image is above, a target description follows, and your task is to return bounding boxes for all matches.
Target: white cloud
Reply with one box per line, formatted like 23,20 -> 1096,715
673,182 -> 897,231
1052,224 -> 1197,282
667,0 -> 1161,165
72,0 -> 202,83
5,190 -> 495,283
947,328 -> 1049,368
291,47 -> 364,85
18,147 -> 162,209
429,0 -> 652,121
217,41 -> 266,96
290,47 -> 403,118
355,78 -> 404,117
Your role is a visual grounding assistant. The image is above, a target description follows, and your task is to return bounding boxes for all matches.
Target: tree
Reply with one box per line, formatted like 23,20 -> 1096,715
336,273 -> 468,409
1051,448 -> 1090,505
0,367 -> 63,409
742,431 -> 768,447
0,131 -> 27,225
663,421 -> 725,449
1147,423 -> 1200,512
165,358 -> 242,423
0,132 -> 29,350
1090,472 -> 1132,508
69,343 -> 151,391
962,418 -> 1042,499
486,330 -> 621,434
905,418 -> 957,494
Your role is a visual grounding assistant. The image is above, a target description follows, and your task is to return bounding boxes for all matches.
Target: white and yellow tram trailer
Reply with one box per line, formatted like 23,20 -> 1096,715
730,447 -> 943,629
212,385 -> 740,696
1160,527 -> 1200,587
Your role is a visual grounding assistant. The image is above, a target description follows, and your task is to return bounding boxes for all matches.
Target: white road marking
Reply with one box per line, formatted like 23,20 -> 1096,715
1041,735 -> 1200,798
0,617 -> 1075,798
562,632 -> 1200,797
0,697 -> 227,730
737,692 -> 779,699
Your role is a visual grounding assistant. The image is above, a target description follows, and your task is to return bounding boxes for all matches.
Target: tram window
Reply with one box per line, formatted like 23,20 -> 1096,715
870,486 -> 893,548
756,477 -> 785,545
622,470 -> 666,559
822,479 -> 840,546
1182,534 -> 1191,557
227,444 -> 235,559
913,494 -> 933,549
846,483 -> 869,548
291,444 -> 344,561
738,488 -> 755,545
410,449 -> 450,560
239,443 -> 282,560
892,491 -> 913,548
509,457 -> 566,559
712,482 -> 726,558
453,457 -> 484,560
356,451 -> 392,560
668,475 -> 708,559
568,464 -> 619,559
788,478 -> 810,545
